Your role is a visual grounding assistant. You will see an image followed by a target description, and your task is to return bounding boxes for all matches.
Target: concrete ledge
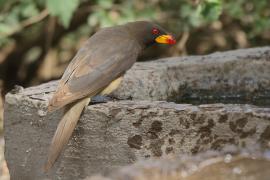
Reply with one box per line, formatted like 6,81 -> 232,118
15,47 -> 270,104
4,47 -> 270,180
4,96 -> 270,179
114,47 -> 270,103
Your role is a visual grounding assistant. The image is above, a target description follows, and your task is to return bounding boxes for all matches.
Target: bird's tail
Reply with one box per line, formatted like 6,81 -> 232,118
44,97 -> 91,172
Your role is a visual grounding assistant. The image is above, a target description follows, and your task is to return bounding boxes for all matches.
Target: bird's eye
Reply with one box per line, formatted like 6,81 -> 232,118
152,28 -> 159,35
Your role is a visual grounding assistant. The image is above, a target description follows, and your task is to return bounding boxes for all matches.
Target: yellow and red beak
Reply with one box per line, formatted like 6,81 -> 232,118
155,35 -> 176,45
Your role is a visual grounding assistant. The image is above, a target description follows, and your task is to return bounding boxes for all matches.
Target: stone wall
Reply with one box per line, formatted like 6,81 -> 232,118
4,47 -> 270,180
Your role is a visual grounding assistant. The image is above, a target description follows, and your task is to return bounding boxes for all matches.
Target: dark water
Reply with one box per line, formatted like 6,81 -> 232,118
91,90 -> 270,108
177,97 -> 270,107
172,90 -> 270,108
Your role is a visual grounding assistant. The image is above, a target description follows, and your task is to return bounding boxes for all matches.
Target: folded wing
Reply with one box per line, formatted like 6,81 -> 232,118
48,28 -> 141,111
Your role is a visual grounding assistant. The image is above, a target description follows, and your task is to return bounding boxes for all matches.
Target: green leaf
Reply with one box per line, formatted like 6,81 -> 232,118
46,0 -> 79,28
0,23 -> 14,35
180,4 -> 203,28
21,3 -> 39,18
0,0 -> 6,7
97,0 -> 113,9
201,0 -> 222,22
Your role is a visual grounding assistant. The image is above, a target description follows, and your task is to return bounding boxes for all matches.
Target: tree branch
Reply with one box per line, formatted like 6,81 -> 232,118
1,9 -> 49,37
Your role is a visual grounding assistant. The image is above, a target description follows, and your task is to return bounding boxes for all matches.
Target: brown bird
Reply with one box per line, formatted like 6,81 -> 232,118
44,21 -> 176,171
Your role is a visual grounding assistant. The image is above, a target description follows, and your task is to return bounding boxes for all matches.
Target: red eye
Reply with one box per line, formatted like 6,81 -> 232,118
152,28 -> 159,35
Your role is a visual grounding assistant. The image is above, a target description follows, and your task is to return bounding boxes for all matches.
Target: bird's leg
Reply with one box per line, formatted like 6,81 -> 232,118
90,76 -> 124,104
101,76 -> 123,95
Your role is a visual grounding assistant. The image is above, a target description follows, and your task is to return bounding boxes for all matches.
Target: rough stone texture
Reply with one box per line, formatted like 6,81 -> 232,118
4,47 -> 270,180
4,96 -> 270,180
86,147 -> 270,180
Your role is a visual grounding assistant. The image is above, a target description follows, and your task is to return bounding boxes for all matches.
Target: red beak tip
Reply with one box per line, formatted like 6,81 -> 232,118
168,38 -> 176,45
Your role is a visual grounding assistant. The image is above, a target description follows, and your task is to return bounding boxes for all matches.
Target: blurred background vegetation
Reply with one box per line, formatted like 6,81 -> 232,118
0,0 -> 270,129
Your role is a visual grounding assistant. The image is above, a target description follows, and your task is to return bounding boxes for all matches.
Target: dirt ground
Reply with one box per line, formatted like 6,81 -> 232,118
0,138 -> 9,180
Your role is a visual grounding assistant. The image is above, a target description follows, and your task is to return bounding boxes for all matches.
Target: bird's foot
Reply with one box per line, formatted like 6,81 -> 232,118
90,95 -> 113,104
106,94 -> 132,101
90,95 -> 132,104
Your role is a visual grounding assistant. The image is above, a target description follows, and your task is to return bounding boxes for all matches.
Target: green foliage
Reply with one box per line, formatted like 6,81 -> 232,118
201,0 -> 222,21
178,0 -> 222,28
224,0 -> 270,36
46,0 -> 79,28
88,0 -> 157,28
0,0 -> 270,48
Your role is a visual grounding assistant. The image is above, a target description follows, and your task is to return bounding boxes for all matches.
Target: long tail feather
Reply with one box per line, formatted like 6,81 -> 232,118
44,97 -> 91,172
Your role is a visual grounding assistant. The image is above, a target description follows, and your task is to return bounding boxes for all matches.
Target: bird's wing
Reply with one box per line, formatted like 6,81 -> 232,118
48,34 -> 141,111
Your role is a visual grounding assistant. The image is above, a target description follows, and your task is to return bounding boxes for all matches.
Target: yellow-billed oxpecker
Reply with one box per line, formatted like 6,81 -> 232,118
44,21 -> 176,171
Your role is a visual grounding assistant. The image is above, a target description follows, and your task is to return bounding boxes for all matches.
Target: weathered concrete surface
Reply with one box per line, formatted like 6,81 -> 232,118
4,92 -> 270,179
87,147 -> 270,180
4,47 -> 270,179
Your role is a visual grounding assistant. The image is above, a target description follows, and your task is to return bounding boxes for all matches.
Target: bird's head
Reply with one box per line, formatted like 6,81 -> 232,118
125,21 -> 176,47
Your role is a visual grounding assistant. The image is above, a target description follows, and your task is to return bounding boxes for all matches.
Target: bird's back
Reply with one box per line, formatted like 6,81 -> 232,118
48,26 -> 142,111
